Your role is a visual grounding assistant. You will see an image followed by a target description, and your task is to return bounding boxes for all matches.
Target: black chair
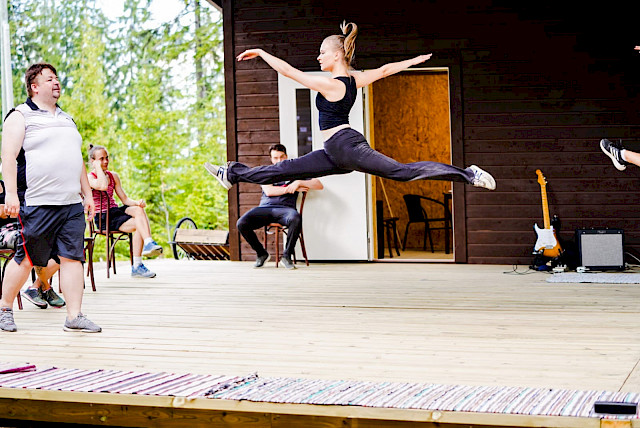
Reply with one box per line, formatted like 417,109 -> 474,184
401,194 -> 452,253
382,217 -> 401,258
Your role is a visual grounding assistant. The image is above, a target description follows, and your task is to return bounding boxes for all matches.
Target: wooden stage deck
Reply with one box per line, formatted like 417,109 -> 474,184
2,259 -> 640,427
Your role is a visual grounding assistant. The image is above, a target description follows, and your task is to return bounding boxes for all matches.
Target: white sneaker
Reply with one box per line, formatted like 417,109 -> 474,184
469,165 -> 496,190
204,162 -> 232,190
600,139 -> 627,171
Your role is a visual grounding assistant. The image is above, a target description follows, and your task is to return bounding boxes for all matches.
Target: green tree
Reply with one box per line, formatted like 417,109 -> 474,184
65,22 -> 115,150
3,0 -> 228,259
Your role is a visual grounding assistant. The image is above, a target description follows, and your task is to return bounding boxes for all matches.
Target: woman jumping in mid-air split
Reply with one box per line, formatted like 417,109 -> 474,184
205,21 -> 496,191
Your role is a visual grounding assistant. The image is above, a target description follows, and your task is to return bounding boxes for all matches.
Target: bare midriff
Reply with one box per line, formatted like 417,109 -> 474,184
320,123 -> 351,141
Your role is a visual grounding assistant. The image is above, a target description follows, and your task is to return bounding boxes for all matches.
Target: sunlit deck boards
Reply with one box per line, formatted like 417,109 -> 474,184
2,260 -> 640,426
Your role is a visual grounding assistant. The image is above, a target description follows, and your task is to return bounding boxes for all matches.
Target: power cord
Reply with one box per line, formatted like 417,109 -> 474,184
502,265 -> 537,275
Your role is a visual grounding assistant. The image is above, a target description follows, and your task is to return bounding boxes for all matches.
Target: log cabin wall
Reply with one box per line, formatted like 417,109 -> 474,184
223,0 -> 640,264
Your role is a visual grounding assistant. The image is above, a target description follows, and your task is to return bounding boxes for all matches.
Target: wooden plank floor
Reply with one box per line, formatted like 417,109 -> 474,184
4,259 -> 640,395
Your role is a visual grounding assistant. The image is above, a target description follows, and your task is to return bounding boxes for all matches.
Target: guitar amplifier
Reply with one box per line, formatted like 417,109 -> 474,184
575,229 -> 624,271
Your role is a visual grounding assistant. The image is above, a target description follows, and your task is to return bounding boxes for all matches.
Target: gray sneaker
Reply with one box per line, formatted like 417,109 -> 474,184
0,308 -> 17,332
469,165 -> 496,190
204,162 -> 232,190
63,313 -> 101,333
280,256 -> 296,270
254,252 -> 270,268
21,288 -> 48,309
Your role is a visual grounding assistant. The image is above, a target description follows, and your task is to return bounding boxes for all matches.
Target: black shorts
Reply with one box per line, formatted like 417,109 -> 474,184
15,203 -> 86,267
95,206 -> 132,232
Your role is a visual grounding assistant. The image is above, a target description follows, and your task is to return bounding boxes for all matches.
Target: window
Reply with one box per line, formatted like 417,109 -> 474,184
295,88 -> 312,156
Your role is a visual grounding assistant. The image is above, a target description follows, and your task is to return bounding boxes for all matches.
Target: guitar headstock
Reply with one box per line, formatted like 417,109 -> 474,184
536,169 -> 546,187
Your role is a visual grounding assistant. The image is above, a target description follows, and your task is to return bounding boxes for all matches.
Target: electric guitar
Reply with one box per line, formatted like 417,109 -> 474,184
534,169 -> 562,258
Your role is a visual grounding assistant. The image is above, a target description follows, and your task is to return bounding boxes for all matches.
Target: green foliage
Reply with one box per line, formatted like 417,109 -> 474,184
2,0 -> 228,260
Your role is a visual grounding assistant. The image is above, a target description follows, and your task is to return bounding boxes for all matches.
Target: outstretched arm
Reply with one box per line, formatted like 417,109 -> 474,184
261,184 -> 289,197
237,48 -> 345,99
112,172 -> 145,207
351,54 -> 432,88
284,178 -> 323,194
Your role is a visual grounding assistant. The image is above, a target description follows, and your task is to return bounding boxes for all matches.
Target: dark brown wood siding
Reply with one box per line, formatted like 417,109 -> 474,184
225,0 -> 640,264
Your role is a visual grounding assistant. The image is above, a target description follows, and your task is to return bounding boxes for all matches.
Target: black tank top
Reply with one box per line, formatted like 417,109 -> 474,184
316,76 -> 357,130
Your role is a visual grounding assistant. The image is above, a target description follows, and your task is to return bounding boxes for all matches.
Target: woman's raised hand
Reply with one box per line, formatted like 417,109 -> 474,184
236,49 -> 263,61
413,54 -> 432,65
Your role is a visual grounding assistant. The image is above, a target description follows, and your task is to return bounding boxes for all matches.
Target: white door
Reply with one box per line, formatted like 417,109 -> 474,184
278,73 -> 370,260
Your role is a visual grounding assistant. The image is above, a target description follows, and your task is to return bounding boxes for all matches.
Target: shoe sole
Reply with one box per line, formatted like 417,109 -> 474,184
142,248 -> 163,258
280,262 -> 296,270
21,292 -> 48,309
204,162 -> 232,190
131,274 -> 157,278
600,140 -> 626,171
1,327 -> 17,332
63,326 -> 101,333
47,302 -> 66,308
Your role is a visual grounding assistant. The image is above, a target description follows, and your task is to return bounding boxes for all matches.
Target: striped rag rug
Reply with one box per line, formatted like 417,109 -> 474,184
0,362 -> 638,420
0,362 -> 35,374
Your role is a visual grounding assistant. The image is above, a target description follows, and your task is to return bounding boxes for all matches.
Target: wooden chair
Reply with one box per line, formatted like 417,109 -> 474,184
90,191 -> 133,278
83,233 -> 96,291
263,192 -> 309,268
401,194 -> 452,253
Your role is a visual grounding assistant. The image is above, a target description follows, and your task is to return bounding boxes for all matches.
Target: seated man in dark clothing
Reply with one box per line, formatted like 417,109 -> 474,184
237,144 -> 323,269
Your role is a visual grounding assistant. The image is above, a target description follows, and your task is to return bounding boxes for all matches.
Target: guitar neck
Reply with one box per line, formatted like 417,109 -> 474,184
540,186 -> 551,229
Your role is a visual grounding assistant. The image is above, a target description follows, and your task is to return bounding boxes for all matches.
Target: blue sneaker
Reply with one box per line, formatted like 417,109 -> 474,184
131,263 -> 156,278
141,240 -> 163,258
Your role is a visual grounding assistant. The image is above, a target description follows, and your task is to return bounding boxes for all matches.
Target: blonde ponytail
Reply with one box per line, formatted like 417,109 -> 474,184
340,21 -> 358,68
322,21 -> 359,68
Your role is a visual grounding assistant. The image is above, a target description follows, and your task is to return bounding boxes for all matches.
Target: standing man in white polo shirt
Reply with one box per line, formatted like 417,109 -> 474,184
0,63 -> 100,333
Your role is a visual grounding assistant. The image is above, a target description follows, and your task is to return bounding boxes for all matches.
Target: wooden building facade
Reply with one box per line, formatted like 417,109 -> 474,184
219,0 -> 640,265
